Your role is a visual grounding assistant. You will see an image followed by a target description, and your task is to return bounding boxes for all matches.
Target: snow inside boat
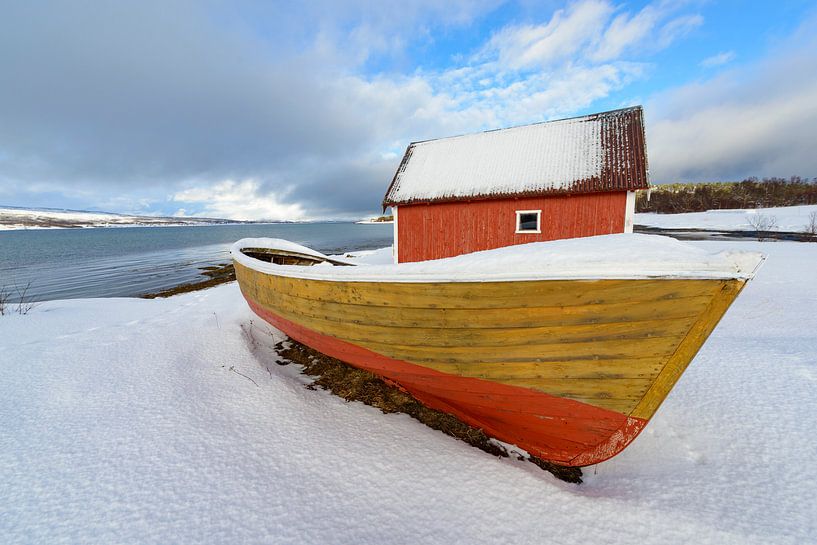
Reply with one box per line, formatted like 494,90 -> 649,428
231,234 -> 764,467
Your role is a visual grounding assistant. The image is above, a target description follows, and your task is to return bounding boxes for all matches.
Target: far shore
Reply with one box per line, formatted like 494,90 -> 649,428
0,206 -> 387,230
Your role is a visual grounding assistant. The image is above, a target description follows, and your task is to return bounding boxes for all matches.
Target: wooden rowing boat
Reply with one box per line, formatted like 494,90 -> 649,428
232,236 -> 763,467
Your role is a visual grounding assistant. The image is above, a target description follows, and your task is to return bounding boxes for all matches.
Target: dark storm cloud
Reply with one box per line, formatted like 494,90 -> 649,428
0,1 -> 489,216
275,158 -> 399,216
0,2 -> 371,182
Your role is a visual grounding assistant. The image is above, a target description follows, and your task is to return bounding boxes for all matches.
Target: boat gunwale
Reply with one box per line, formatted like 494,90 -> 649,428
231,238 -> 765,283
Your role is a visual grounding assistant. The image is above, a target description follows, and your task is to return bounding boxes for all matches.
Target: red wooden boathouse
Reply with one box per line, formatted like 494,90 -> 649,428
383,106 -> 650,263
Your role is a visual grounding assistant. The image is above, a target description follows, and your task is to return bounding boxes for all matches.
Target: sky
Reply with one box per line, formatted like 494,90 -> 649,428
1,0 -> 816,221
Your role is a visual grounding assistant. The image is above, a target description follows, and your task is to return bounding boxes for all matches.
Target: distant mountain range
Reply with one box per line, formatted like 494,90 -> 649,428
0,205 -> 393,230
0,205 -> 255,230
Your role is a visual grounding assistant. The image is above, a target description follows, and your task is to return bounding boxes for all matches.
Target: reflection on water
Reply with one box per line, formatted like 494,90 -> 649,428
0,223 -> 393,302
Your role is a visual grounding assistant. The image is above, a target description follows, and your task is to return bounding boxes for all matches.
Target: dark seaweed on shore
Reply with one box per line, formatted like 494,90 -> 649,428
141,263 -> 235,298
275,338 -> 583,484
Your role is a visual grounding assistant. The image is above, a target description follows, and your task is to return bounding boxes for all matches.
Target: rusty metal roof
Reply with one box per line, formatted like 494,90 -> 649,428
383,106 -> 649,207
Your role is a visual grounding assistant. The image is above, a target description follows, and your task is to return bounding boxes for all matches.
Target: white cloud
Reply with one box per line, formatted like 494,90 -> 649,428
438,62 -> 645,126
482,1 -> 703,70
226,0 -> 707,215
484,1 -> 613,70
298,0 -> 505,69
172,180 -> 306,221
657,14 -> 703,48
700,50 -> 736,68
414,0 -> 695,129
592,5 -> 660,61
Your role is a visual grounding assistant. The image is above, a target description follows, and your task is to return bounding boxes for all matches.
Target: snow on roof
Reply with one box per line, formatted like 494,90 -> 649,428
232,235 -> 764,283
383,106 -> 649,206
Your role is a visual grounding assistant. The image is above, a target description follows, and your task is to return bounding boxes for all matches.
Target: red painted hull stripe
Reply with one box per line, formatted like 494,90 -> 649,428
245,296 -> 647,466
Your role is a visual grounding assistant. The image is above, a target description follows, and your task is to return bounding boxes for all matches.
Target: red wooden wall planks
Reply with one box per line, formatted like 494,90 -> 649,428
396,192 -> 627,263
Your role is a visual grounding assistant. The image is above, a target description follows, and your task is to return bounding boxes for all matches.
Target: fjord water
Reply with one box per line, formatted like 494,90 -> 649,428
0,223 -> 393,302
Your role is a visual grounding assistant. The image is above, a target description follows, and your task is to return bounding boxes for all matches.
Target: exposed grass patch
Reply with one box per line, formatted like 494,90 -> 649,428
275,338 -> 583,484
0,281 -> 38,316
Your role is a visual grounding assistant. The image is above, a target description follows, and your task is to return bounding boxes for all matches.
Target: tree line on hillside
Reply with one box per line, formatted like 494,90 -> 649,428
636,177 -> 817,214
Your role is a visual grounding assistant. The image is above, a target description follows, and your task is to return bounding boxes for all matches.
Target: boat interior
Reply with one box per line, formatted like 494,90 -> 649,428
240,247 -> 354,267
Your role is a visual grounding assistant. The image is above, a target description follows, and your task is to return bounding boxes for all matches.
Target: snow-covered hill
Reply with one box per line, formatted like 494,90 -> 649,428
0,206 -> 244,230
636,204 -> 817,232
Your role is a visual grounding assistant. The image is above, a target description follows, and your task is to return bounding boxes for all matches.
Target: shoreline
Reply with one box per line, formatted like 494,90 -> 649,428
139,225 -> 817,300
633,225 -> 817,242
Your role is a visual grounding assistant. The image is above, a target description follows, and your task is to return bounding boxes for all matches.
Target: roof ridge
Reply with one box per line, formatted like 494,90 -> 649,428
410,105 -> 643,147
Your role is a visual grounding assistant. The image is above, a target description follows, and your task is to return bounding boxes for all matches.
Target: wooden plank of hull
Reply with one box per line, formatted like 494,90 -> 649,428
252,273 -> 724,310
422,359 -> 665,379
234,261 -> 744,465
254,311 -> 699,348
267,289 -> 715,329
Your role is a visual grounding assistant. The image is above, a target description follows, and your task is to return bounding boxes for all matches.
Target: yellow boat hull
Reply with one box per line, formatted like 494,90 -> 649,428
235,260 -> 745,466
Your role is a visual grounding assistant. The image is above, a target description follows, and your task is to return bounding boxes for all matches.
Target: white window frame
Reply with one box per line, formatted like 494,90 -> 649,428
515,209 -> 542,234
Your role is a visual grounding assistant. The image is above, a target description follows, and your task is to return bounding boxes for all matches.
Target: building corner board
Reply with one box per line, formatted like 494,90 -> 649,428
624,191 -> 635,233
392,206 -> 399,264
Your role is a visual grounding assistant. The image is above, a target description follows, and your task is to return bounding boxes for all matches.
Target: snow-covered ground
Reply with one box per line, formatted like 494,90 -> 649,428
636,204 -> 817,232
0,206 -> 239,230
1,239 -> 815,544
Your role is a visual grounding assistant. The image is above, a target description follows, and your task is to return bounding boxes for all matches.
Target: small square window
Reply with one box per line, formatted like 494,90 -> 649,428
516,210 -> 541,233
